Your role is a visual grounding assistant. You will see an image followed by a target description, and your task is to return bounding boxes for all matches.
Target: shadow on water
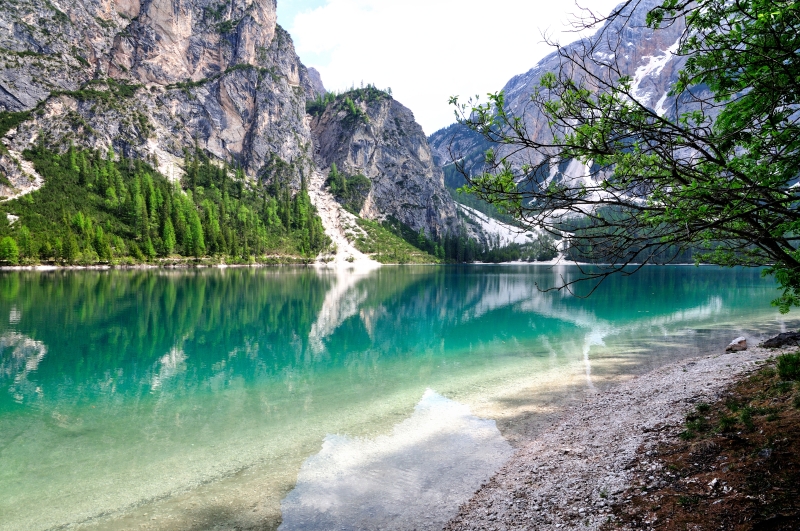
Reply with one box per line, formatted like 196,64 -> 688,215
0,265 -> 794,531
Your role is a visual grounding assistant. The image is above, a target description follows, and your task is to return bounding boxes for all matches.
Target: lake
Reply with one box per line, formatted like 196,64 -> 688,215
0,265 -> 793,530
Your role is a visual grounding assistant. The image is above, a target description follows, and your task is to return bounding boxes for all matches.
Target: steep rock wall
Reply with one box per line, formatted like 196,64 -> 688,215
310,92 -> 459,239
0,0 -> 319,189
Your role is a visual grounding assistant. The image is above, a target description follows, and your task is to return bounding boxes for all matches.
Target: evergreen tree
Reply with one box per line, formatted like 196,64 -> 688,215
187,208 -> 205,258
63,232 -> 78,264
17,226 -> 33,260
0,236 -> 19,264
162,217 -> 176,256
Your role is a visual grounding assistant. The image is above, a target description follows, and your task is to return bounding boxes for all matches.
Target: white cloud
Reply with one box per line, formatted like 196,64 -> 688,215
284,0 -> 622,135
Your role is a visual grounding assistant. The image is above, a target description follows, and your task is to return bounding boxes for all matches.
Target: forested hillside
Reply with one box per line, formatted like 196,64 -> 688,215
0,143 -> 328,265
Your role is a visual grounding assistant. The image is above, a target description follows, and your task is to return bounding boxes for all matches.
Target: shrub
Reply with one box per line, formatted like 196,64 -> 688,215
777,352 -> 800,380
739,407 -> 755,431
717,415 -> 737,432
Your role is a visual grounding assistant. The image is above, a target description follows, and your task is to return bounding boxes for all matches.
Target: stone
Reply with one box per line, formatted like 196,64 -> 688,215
726,337 -> 747,352
761,332 -> 800,348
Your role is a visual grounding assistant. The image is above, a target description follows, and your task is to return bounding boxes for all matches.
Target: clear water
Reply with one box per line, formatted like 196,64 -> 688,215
0,265 -> 793,530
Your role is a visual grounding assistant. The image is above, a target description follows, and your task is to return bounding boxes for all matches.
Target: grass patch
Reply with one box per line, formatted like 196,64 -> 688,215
351,218 -> 438,264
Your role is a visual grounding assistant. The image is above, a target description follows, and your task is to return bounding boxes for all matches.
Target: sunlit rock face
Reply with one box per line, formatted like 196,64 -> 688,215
310,95 -> 460,239
0,0 -> 320,184
109,0 -> 278,85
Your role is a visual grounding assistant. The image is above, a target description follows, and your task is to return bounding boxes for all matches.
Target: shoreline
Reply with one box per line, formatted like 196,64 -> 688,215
444,344 -> 793,531
0,260 -> 711,271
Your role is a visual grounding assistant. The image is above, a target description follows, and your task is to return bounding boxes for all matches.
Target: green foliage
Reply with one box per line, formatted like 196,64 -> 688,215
306,92 -> 337,116
0,236 -> 19,264
325,164 -> 371,214
372,213 -> 556,264
305,85 -> 391,121
204,2 -> 229,21
54,78 -> 140,103
351,218 -> 438,264
217,18 -> 240,34
562,207 -> 700,264
445,165 -> 519,227
0,145 -> 329,265
451,0 -> 800,306
777,353 -> 800,380
739,407 -> 755,431
718,414 -> 737,432
0,110 -> 31,138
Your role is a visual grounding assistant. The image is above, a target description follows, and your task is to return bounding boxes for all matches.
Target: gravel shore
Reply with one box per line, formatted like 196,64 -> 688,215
444,345 -> 789,531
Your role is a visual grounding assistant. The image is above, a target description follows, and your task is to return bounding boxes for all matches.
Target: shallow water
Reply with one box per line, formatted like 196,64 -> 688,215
0,265 -> 793,530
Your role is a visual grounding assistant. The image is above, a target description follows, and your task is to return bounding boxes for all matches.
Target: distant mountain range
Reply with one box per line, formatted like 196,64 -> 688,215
429,0 -> 686,192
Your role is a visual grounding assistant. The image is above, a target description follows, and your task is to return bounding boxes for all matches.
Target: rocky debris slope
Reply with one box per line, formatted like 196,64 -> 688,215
310,88 -> 459,240
0,0 -> 320,192
444,346 -> 781,531
306,167 -> 379,269
457,204 -> 542,248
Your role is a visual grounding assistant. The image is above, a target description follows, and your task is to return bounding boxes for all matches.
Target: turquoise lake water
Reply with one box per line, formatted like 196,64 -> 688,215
0,265 -> 794,530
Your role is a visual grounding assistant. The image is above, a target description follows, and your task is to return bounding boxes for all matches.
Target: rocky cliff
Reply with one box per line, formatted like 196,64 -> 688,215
0,0 -> 320,193
310,88 -> 459,239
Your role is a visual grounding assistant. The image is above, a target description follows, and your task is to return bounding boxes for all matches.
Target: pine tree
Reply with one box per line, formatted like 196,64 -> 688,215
17,226 -> 33,260
162,217 -> 176,256
187,208 -> 205,258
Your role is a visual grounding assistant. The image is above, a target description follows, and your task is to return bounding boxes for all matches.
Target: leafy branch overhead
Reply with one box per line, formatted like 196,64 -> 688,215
451,0 -> 800,311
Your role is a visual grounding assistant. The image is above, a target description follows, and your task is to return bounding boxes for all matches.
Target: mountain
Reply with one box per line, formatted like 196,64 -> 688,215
309,87 -> 459,240
428,0 -> 687,183
0,0 -> 463,264
0,0 -> 319,189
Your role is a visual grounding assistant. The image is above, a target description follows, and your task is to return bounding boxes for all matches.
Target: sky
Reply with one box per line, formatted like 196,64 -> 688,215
276,0 -> 623,135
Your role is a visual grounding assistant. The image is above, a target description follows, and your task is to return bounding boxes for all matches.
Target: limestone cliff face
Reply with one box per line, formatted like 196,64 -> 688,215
0,0 -> 319,190
310,91 -> 459,239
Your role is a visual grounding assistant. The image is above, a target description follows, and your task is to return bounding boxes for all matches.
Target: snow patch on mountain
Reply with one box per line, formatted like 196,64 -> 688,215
630,38 -> 681,110
457,205 -> 540,246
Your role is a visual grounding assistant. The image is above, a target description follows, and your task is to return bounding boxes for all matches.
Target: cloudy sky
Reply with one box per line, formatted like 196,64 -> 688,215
276,0 -> 622,135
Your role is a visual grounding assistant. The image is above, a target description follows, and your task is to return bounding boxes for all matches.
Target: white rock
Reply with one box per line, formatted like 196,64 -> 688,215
725,337 -> 747,352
